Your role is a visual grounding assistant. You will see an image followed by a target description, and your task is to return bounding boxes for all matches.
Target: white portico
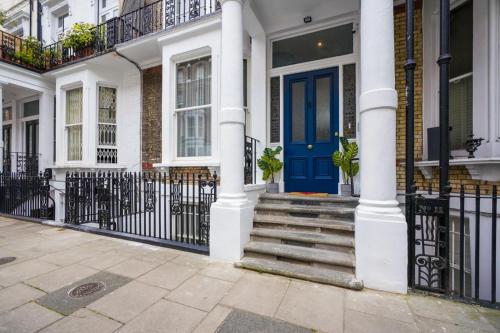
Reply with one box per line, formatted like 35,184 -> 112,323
209,0 -> 408,294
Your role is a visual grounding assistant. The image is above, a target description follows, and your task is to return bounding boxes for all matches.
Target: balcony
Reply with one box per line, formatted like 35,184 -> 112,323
0,0 -> 221,73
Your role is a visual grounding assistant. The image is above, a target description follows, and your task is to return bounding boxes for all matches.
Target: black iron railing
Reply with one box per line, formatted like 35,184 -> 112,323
244,136 -> 259,185
405,184 -> 498,308
1,0 -> 221,72
64,171 -> 217,252
0,172 -> 54,220
3,152 -> 39,175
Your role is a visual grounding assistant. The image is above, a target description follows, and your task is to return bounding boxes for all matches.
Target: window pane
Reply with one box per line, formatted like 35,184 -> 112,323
66,88 -> 83,125
177,108 -> 211,157
315,77 -> 331,142
291,81 -> 306,143
23,100 -> 39,117
273,24 -> 353,68
343,64 -> 356,138
67,125 -> 82,160
3,107 -> 12,121
450,75 -> 473,150
270,77 -> 280,143
450,1 -> 473,78
99,87 -> 117,124
176,57 -> 211,109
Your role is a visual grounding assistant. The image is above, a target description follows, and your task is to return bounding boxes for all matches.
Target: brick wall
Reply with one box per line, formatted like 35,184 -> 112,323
394,2 -> 500,195
142,66 -> 162,169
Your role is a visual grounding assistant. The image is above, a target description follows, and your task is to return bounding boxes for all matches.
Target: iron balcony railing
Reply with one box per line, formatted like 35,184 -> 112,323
0,0 -> 221,72
3,152 -> 40,175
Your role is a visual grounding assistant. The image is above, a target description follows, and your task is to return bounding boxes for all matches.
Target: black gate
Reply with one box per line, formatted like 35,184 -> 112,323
404,0 -> 498,307
64,171 -> 217,253
0,172 -> 54,220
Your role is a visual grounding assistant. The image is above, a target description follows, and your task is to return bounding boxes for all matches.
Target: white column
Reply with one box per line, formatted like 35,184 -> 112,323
38,91 -> 55,171
0,84 -> 3,171
210,0 -> 254,261
355,0 -> 408,294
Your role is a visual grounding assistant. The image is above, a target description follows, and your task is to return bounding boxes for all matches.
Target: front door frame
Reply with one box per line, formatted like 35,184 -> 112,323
283,67 -> 340,194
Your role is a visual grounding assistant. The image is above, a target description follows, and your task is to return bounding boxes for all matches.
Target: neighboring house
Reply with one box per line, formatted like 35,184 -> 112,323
0,0 -> 498,305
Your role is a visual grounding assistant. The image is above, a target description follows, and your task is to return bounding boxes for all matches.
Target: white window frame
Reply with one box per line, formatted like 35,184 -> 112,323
99,0 -> 119,23
96,85 -> 118,164
174,55 -> 213,160
65,87 -> 83,162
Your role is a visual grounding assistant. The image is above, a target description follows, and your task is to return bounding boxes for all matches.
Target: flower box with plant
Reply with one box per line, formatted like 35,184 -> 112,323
62,23 -> 96,58
13,37 -> 44,69
257,146 -> 283,193
332,137 -> 359,196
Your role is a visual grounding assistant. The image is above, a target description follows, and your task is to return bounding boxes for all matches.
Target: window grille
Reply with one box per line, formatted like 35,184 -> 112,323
97,87 -> 117,164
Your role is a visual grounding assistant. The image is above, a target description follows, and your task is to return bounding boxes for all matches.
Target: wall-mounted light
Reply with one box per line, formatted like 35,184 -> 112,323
316,41 -> 324,48
304,16 -> 312,24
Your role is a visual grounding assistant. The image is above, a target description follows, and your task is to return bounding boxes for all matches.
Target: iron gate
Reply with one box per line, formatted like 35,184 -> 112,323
64,171 -> 217,253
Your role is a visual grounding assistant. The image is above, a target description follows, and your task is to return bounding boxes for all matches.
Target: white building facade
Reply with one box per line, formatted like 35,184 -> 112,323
0,0 -> 499,300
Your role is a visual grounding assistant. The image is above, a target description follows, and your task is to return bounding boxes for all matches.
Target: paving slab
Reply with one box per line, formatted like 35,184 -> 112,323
26,264 -> 98,293
171,253 -> 212,269
407,295 -> 497,332
0,283 -> 46,313
87,280 -> 168,323
478,307 -> 500,331
414,315 -> 490,333
217,309 -> 312,333
137,261 -> 198,290
344,309 -> 419,333
36,271 -> 132,316
199,262 -> 244,282
79,251 -> 131,270
345,288 -> 414,324
0,302 -> 62,333
0,259 -> 61,287
275,280 -> 345,333
192,305 -> 232,333
166,275 -> 233,311
116,299 -> 206,333
40,308 -> 122,333
220,272 -> 290,317
106,258 -> 159,279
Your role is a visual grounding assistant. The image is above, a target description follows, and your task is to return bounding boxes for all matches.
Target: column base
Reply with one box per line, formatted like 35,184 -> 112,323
355,205 -> 408,294
209,199 -> 254,261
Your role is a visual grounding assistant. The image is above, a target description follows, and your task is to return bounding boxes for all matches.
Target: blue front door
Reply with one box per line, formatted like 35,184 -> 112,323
284,67 -> 339,194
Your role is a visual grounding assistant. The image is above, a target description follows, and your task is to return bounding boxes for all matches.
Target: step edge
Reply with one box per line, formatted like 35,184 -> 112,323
250,228 -> 354,247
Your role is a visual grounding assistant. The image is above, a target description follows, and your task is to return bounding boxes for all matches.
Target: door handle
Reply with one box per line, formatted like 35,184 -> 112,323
307,144 -> 313,150
334,131 -> 339,137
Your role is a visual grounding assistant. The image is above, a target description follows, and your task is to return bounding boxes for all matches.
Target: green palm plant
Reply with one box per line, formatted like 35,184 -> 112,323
332,137 -> 359,184
257,146 -> 283,183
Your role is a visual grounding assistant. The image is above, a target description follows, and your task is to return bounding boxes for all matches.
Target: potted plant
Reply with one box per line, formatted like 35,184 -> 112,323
332,137 -> 359,196
62,23 -> 96,59
257,146 -> 283,193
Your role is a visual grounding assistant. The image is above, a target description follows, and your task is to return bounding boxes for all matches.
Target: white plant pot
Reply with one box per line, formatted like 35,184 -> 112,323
266,183 -> 279,193
340,184 -> 352,197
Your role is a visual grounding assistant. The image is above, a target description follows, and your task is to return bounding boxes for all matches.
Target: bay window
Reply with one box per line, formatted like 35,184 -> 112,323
176,56 -> 212,158
97,86 -> 117,164
66,88 -> 83,161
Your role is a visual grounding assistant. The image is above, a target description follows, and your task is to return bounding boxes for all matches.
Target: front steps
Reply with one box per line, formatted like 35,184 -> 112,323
236,193 -> 363,290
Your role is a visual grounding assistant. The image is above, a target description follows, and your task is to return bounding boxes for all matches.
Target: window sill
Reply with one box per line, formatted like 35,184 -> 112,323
154,160 -> 220,168
50,163 -> 128,170
414,158 -> 500,181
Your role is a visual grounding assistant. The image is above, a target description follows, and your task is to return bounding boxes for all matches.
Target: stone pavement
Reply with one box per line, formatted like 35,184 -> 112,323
0,217 -> 498,333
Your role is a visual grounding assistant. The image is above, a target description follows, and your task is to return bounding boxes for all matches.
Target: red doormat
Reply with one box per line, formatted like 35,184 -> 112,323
288,192 -> 329,198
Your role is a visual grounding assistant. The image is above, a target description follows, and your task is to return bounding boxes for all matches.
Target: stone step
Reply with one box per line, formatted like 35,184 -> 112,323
235,257 -> 363,290
258,193 -> 358,208
250,228 -> 354,249
255,203 -> 355,220
244,241 -> 355,269
253,214 -> 354,233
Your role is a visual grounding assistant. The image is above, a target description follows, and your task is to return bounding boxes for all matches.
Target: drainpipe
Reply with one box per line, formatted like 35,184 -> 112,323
29,0 -> 33,37
37,0 -> 42,41
97,0 -> 100,24
114,50 -> 143,171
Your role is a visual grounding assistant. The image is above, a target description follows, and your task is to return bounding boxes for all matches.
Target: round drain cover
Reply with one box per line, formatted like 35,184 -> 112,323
0,257 -> 16,265
68,282 -> 105,298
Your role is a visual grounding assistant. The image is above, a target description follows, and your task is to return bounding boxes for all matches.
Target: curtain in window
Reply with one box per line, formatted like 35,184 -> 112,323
66,88 -> 83,161
176,57 -> 211,157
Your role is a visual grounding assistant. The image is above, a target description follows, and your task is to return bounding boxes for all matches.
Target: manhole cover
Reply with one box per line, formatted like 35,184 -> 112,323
68,282 -> 105,298
0,257 -> 16,265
